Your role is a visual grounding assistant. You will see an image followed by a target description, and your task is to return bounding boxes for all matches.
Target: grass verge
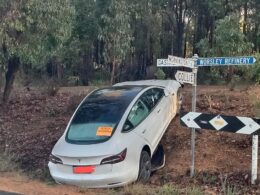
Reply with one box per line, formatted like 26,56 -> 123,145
110,184 -> 204,195
0,153 -> 19,173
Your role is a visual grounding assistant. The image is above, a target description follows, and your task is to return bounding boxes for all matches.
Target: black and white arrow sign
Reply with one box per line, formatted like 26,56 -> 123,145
180,112 -> 260,135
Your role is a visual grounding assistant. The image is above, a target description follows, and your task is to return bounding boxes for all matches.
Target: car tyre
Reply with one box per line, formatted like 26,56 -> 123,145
137,150 -> 151,183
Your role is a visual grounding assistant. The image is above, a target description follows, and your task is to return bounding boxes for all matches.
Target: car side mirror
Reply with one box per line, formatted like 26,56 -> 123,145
164,89 -> 170,97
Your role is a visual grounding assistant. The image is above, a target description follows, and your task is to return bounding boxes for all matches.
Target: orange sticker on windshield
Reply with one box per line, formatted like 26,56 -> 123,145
96,126 -> 113,136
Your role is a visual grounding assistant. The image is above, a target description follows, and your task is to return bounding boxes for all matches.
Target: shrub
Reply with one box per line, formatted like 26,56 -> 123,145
0,153 -> 19,173
154,68 -> 166,80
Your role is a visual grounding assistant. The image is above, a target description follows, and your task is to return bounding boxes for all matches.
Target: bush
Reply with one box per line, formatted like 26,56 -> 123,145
154,68 -> 166,80
0,153 -> 19,173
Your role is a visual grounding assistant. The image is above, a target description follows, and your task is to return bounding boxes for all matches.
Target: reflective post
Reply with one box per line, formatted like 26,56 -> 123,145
252,135 -> 258,184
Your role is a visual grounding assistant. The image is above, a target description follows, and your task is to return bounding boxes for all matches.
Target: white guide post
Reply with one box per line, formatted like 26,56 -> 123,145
252,135 -> 258,184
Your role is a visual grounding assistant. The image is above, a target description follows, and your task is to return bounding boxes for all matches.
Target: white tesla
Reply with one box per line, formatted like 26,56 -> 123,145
48,80 -> 182,188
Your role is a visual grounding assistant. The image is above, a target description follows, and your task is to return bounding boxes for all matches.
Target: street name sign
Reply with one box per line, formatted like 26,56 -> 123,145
157,59 -> 171,67
175,71 -> 195,85
180,112 -> 260,135
168,55 -> 195,68
197,56 -> 256,66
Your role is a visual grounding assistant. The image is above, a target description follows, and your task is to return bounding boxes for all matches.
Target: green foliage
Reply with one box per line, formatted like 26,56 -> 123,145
197,14 -> 252,56
0,0 -> 75,68
99,0 -> 132,64
154,68 -> 166,79
0,0 -> 260,87
251,53 -> 260,83
214,14 -> 252,55
63,0 -> 98,62
130,0 -> 162,58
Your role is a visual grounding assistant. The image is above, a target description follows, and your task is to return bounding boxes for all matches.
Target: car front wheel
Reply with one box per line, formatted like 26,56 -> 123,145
137,150 -> 151,183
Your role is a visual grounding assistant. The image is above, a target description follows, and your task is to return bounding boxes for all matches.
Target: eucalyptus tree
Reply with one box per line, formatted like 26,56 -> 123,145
63,0 -> 98,85
197,14 -> 253,82
130,0 -> 162,79
0,0 -> 75,103
98,0 -> 132,84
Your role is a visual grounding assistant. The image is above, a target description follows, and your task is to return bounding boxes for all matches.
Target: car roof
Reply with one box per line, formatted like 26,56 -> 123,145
88,85 -> 148,105
114,80 -> 181,95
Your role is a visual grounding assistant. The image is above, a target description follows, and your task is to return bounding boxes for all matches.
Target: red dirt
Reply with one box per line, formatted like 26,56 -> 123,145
0,85 -> 260,194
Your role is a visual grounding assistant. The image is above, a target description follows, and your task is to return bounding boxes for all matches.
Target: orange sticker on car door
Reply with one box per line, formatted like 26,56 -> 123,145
96,126 -> 113,136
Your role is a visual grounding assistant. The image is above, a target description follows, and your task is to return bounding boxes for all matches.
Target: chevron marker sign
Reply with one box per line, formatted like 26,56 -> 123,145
180,112 -> 260,135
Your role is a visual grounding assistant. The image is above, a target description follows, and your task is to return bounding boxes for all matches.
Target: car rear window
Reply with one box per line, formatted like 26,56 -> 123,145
66,86 -> 144,144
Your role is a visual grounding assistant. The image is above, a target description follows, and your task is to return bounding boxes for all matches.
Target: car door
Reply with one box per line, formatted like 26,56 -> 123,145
122,88 -> 165,152
143,88 -> 170,149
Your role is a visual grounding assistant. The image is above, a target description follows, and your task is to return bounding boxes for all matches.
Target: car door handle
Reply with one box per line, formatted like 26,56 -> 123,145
157,109 -> 161,113
142,129 -> 146,134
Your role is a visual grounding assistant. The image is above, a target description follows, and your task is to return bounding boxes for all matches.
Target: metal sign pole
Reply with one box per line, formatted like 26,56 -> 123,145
191,54 -> 198,177
252,135 -> 258,184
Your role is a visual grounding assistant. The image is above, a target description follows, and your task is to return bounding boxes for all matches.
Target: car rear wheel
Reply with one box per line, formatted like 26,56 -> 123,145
137,150 -> 151,183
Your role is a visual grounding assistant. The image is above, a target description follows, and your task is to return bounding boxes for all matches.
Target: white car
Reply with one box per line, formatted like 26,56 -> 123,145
48,80 -> 182,188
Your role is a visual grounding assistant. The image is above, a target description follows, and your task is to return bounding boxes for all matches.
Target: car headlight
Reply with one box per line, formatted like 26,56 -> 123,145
49,154 -> 63,164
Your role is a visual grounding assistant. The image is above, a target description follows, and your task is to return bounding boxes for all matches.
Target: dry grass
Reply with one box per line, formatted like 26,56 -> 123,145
109,184 -> 203,195
0,153 -> 19,173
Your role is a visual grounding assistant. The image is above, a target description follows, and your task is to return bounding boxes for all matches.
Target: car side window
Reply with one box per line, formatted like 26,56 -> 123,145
140,88 -> 164,110
152,88 -> 164,105
122,88 -> 164,132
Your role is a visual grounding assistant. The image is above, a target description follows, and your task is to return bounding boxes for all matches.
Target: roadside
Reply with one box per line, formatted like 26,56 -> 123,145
0,85 -> 260,194
0,173 -> 104,195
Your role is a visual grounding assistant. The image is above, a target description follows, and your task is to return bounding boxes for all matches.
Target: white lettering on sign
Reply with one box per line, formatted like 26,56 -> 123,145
175,71 -> 195,85
197,56 -> 256,66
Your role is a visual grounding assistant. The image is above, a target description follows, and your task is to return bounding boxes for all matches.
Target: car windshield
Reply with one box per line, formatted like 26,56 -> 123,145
66,86 -> 145,144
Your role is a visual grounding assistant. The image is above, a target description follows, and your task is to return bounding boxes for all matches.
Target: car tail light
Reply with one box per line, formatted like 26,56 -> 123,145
100,148 -> 127,165
49,154 -> 63,164
73,166 -> 95,174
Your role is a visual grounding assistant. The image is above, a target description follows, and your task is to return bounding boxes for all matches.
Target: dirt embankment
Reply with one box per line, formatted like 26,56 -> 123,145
0,85 -> 260,194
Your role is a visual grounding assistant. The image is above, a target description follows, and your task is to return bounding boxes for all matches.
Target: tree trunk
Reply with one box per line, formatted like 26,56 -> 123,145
243,2 -> 247,35
184,27 -> 188,57
175,0 -> 185,57
227,66 -> 234,83
254,25 -> 259,52
57,63 -> 63,81
176,22 -> 184,57
80,50 -> 90,86
3,57 -> 20,103
209,17 -> 214,49
110,59 -> 116,85
0,66 -> 3,91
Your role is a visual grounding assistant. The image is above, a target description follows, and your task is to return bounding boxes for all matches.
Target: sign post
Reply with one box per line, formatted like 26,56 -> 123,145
157,54 -> 199,177
190,55 -> 198,177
